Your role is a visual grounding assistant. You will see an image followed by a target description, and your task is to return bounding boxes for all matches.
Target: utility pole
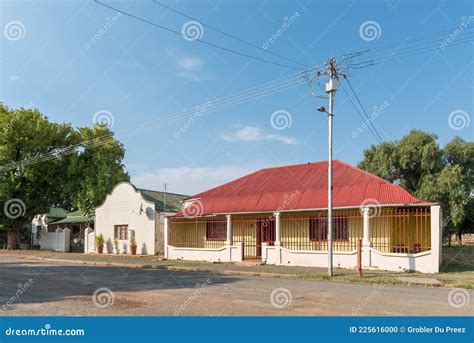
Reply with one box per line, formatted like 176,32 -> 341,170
326,58 -> 339,277
163,183 -> 168,212
317,58 -> 339,277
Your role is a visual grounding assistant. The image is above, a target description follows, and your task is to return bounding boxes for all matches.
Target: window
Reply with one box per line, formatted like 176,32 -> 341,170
114,225 -> 128,240
309,217 -> 349,241
206,221 -> 226,241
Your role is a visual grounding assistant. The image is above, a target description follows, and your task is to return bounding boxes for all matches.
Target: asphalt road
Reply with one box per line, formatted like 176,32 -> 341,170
0,256 -> 472,316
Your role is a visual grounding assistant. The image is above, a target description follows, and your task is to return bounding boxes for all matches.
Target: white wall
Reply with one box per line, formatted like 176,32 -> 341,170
94,183 -> 156,255
39,228 -> 70,252
166,243 -> 243,262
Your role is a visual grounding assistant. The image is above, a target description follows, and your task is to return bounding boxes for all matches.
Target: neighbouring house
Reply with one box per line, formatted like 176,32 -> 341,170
91,182 -> 188,255
165,160 -> 442,273
32,207 -> 93,252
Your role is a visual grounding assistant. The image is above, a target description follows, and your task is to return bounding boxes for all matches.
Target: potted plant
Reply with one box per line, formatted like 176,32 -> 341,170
95,234 -> 105,254
130,236 -> 137,255
113,238 -> 119,254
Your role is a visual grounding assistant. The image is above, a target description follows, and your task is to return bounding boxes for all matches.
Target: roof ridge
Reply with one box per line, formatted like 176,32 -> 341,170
334,160 -> 392,185
136,187 -> 188,197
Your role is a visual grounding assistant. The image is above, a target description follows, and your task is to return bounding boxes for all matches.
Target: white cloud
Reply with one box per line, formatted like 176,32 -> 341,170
132,164 -> 264,195
220,126 -> 298,145
177,55 -> 213,81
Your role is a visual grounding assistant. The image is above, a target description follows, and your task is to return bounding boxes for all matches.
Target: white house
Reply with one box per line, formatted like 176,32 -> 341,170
90,182 -> 187,255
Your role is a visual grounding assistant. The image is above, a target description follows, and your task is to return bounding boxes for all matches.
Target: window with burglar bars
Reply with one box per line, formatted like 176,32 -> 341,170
169,218 -> 226,248
281,210 -> 362,251
206,220 -> 227,241
309,217 -> 349,241
114,225 -> 128,240
370,207 -> 431,253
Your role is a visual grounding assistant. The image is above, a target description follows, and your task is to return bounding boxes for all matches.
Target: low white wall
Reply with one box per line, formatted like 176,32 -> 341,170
39,228 -> 70,252
261,244 -> 435,273
263,244 -> 357,269
167,243 -> 243,263
368,248 -> 433,273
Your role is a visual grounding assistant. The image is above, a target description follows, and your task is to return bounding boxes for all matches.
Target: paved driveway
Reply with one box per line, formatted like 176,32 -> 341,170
0,256 -> 472,316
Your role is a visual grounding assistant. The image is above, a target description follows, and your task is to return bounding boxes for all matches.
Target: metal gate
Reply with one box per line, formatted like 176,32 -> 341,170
234,217 -> 275,260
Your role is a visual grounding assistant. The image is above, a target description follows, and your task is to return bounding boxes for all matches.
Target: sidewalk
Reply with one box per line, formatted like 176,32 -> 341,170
1,250 -> 472,289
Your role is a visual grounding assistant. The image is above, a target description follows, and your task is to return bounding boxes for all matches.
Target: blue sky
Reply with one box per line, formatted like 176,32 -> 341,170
1,0 -> 473,195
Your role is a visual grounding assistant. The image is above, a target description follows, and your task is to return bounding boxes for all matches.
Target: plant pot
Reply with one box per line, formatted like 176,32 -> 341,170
97,245 -> 104,254
130,245 -> 137,255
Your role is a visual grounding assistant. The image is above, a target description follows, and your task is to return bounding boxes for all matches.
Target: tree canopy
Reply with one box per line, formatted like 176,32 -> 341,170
0,104 -> 129,248
359,129 -> 473,243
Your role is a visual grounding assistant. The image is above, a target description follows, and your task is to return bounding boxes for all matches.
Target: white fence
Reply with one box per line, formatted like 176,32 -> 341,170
84,227 -> 95,253
39,228 -> 71,252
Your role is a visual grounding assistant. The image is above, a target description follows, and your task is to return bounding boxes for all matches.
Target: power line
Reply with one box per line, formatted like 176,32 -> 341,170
94,0 -> 306,71
338,77 -> 383,144
151,0 -> 310,69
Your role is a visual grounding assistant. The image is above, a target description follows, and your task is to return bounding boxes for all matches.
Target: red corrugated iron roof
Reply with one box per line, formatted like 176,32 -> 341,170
175,160 -> 425,216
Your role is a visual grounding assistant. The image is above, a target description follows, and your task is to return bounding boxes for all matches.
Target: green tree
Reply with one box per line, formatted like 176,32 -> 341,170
0,104 -> 75,249
0,104 -> 129,248
61,125 -> 129,214
358,130 -> 473,244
